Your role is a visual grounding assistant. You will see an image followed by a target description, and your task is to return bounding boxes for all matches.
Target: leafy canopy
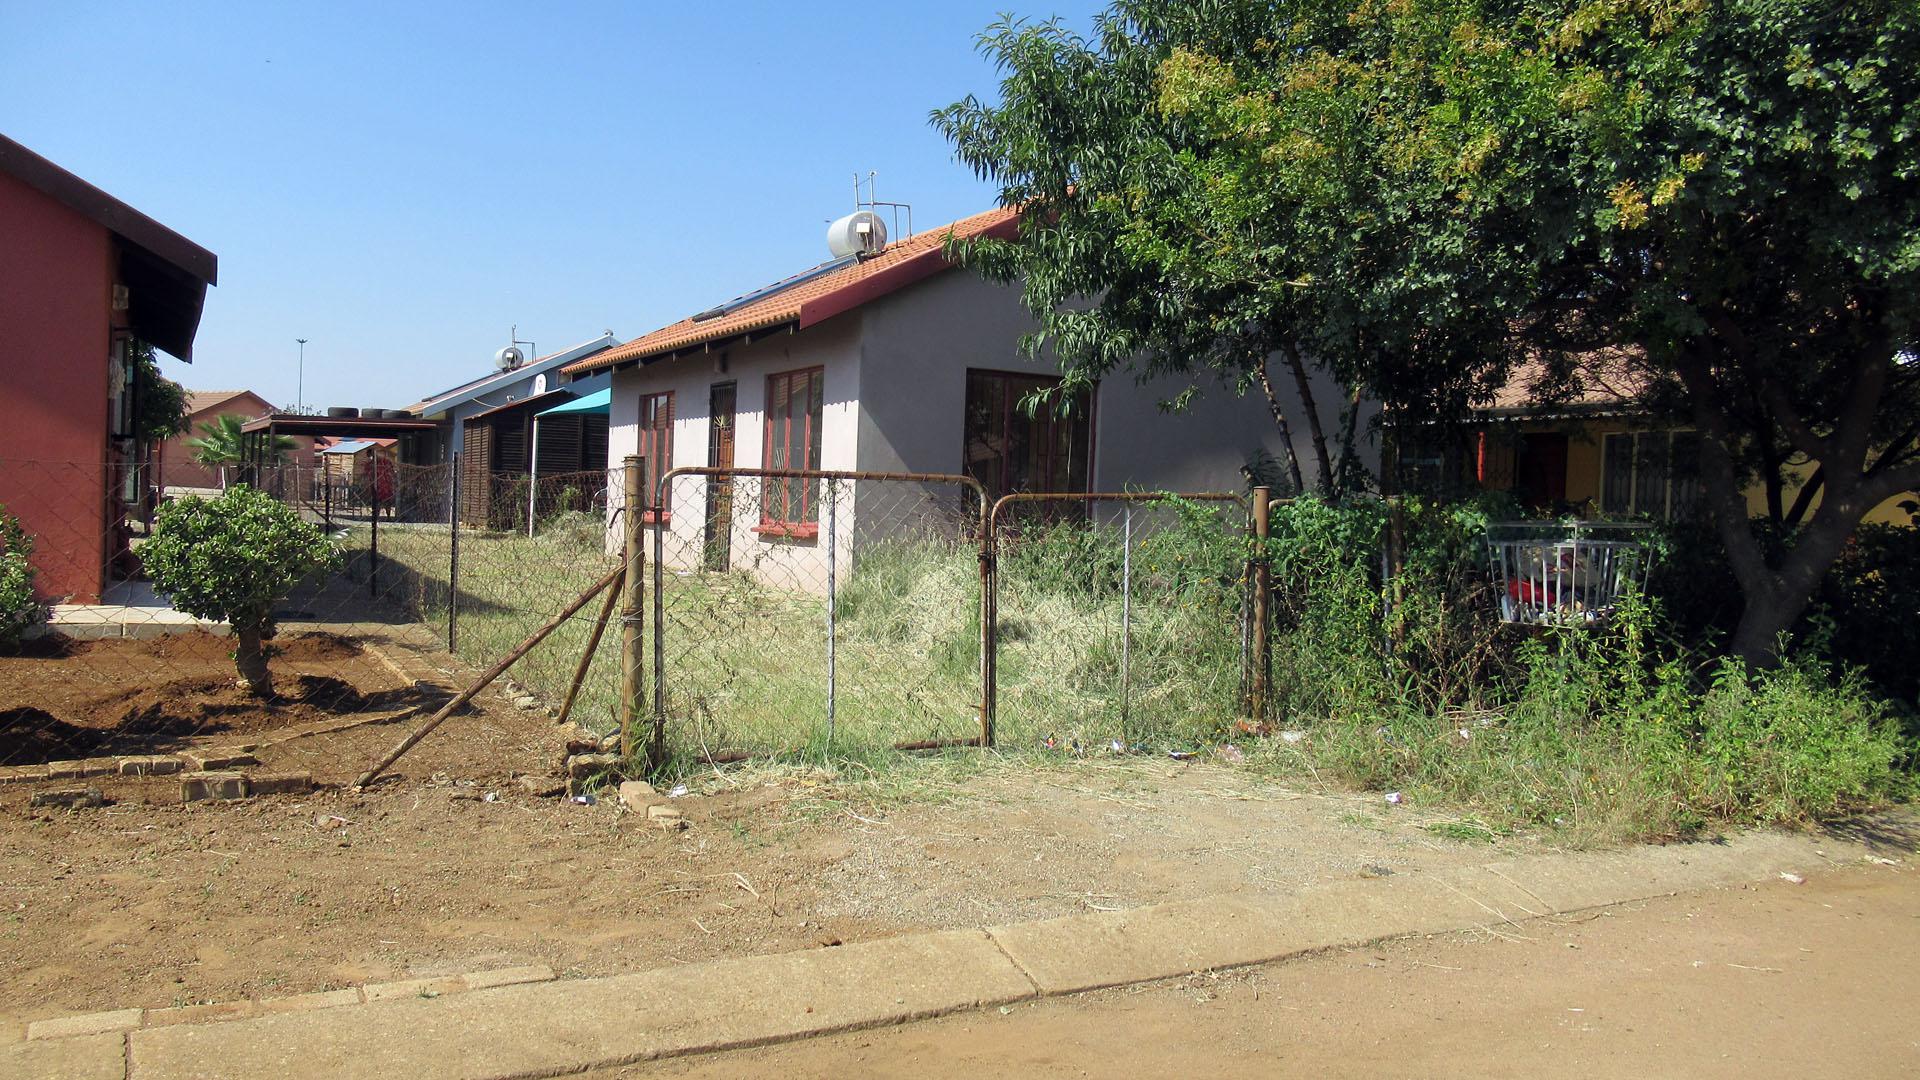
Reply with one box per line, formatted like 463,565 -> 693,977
939,0 -> 1920,661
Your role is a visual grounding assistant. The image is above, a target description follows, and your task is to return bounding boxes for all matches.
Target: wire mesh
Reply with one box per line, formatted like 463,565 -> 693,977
650,468 -> 986,763
0,457 -> 638,783
989,494 -> 1252,750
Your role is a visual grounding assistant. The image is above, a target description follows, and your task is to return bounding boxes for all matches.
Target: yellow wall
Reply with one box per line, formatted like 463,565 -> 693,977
1478,419 -> 1916,526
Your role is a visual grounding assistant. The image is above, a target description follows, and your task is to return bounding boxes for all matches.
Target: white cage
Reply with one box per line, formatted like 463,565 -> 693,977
1485,521 -> 1656,625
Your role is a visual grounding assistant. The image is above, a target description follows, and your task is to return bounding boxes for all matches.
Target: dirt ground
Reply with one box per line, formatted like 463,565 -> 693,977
609,863 -> 1920,1080
0,626 -> 1555,1027
0,631 -> 416,763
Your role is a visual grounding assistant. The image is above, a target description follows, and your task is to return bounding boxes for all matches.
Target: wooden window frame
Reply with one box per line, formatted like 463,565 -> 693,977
637,390 -> 673,523
757,366 -> 825,538
961,367 -> 1096,504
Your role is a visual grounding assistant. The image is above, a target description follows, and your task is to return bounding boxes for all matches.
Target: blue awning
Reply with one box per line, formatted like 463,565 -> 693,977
537,388 -> 610,417
320,440 -> 376,455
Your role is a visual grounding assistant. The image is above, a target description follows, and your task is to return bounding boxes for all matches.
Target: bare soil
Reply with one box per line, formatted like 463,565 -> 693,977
0,631 -> 412,763
611,863 -> 1920,1080
0,626 -> 1551,1028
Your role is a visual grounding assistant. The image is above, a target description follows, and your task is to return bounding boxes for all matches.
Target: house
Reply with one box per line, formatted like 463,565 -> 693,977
0,134 -> 216,603
1455,355 -> 1918,526
157,389 -> 307,494
405,333 -> 619,465
454,388 -> 611,529
568,206 -> 1311,583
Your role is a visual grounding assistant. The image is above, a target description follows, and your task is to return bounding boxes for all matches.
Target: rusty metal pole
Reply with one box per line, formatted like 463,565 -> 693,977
1249,485 -> 1272,724
619,455 -> 646,763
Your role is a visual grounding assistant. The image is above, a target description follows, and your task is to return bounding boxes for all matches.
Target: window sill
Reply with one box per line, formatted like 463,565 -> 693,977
752,522 -> 819,540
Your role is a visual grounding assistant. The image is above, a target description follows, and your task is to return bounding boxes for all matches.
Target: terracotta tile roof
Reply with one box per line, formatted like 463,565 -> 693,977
1482,346 -> 1651,414
565,206 -> 1021,376
184,390 -> 273,418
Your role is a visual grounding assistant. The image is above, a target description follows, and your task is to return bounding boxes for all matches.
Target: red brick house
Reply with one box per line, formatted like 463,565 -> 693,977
0,134 -> 217,603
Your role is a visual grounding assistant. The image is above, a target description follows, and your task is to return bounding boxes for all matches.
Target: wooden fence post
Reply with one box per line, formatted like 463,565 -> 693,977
1250,485 -> 1272,723
619,455 -> 647,763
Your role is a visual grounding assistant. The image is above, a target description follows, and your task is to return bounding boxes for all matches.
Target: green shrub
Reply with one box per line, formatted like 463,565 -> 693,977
143,486 -> 341,696
0,505 -> 44,647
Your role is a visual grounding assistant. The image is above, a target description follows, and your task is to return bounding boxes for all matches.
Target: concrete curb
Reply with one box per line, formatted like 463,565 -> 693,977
0,829 -> 1870,1080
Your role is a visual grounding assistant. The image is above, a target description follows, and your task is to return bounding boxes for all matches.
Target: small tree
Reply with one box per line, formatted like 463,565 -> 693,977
143,486 -> 341,696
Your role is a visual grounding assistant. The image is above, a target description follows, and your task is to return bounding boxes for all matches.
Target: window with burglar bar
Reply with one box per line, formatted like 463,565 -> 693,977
1601,430 -> 1701,520
761,366 -> 824,537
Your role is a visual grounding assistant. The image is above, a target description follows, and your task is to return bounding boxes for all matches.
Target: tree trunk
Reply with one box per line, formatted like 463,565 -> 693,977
233,624 -> 273,697
1253,359 -> 1306,494
1280,341 -> 1334,491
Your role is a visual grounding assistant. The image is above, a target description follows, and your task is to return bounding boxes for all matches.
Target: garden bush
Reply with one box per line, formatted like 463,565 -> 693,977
0,505 -> 45,647
1255,497 -> 1912,842
143,485 -> 341,696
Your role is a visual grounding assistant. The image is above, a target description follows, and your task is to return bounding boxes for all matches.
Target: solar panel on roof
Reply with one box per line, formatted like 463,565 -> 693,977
689,254 -> 860,322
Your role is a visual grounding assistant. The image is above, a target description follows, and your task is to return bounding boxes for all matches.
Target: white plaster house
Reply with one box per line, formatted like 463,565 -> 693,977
566,207 -> 1348,584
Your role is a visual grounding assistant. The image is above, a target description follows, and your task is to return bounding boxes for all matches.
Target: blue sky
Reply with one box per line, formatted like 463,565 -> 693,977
2,1 -> 1100,410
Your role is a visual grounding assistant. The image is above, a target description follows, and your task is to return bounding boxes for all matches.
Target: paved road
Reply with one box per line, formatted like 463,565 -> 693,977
616,861 -> 1920,1080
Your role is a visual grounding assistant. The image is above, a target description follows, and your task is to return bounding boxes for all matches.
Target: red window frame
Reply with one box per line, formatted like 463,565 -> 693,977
637,391 -> 673,522
758,366 -> 824,538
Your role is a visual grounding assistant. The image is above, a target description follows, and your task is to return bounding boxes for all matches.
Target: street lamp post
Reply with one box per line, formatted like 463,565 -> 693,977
295,338 -> 308,414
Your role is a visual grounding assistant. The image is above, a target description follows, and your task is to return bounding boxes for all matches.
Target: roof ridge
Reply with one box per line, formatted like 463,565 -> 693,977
566,206 -> 1019,376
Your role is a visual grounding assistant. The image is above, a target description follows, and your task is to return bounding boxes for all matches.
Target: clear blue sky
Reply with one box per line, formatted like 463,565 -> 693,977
3,1 -> 1100,410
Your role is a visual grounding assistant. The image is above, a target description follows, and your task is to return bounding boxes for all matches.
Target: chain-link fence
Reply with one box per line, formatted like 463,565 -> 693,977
0,456 -> 640,782
650,467 -> 988,763
2,453 -> 1275,780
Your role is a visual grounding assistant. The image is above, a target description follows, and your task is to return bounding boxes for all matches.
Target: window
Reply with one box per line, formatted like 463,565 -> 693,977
962,370 -> 1093,503
760,367 -> 824,536
637,391 -> 673,518
1602,430 -> 1700,520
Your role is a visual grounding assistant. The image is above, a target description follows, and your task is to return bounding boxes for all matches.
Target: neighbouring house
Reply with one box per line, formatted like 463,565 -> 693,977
157,389 -> 307,493
1446,355 -> 1918,527
568,206 -> 1324,584
0,134 -> 217,603
406,333 -> 618,466
454,388 -> 611,529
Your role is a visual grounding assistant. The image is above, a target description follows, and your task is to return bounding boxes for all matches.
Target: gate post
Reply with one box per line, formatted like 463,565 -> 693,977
619,456 -> 647,763
1249,485 -> 1272,722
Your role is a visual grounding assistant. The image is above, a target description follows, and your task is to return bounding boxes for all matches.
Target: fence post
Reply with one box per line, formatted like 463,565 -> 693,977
1120,503 -> 1132,742
979,504 -> 997,748
448,454 -> 460,652
1249,485 -> 1271,723
825,477 -> 838,748
323,468 -> 332,532
619,455 -> 646,763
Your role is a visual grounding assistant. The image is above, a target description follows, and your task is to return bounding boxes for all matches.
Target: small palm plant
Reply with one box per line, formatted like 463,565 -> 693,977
187,414 -> 296,489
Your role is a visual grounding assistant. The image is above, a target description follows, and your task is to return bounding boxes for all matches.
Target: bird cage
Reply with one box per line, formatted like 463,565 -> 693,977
1485,521 -> 1656,625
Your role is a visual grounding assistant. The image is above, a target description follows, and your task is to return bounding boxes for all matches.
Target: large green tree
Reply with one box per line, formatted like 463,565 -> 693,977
936,0 -> 1920,665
